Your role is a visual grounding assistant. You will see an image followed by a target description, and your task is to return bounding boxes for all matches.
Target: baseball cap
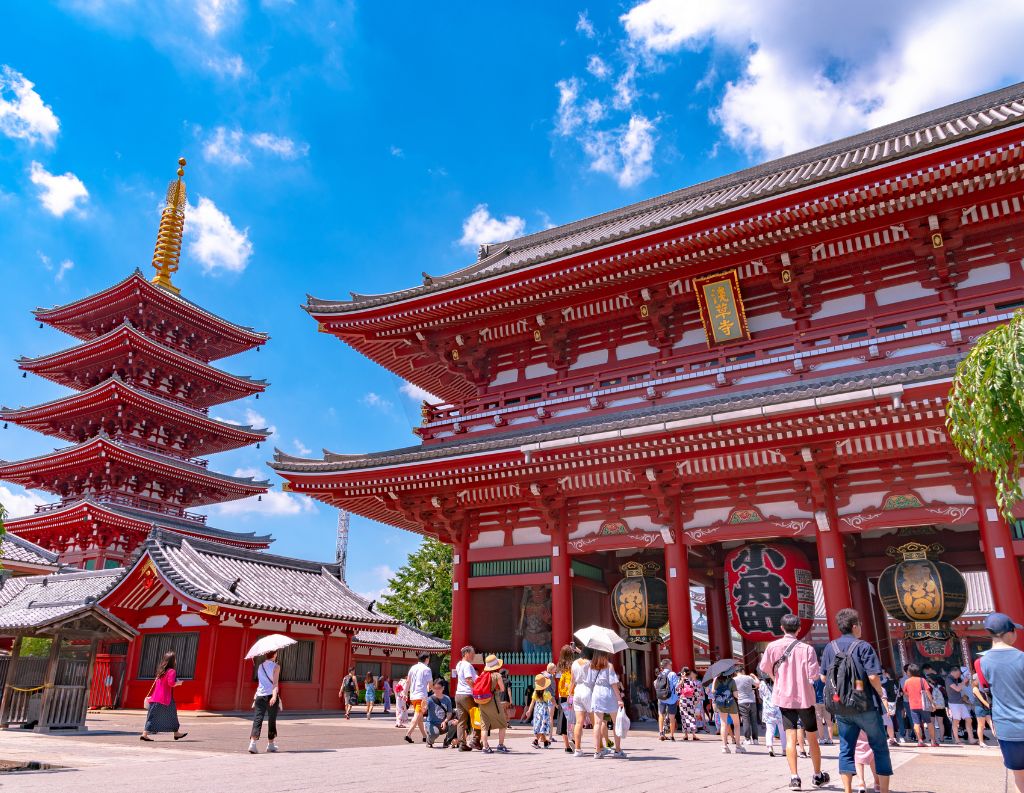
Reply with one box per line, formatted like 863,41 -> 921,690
984,612 -> 1024,635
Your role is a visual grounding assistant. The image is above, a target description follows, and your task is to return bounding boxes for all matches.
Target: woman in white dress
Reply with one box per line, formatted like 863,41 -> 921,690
587,650 -> 625,759
571,648 -> 592,757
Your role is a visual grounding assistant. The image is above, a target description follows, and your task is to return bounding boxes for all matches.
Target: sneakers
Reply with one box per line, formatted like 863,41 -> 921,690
593,749 -> 609,759
573,750 -> 586,757
248,739 -> 258,754
735,744 -> 747,754
812,771 -> 830,787
481,747 -> 494,754
611,750 -> 627,759
769,748 -> 775,757
789,777 -> 802,790
495,744 -> 510,754
266,741 -> 278,753
721,746 -> 731,754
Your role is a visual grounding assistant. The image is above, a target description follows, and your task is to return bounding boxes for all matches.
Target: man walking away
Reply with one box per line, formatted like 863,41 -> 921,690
655,659 -> 679,741
453,645 -> 477,751
404,652 -> 433,744
759,613 -> 830,790
820,608 -> 893,793
975,613 -> 1024,793
734,666 -> 760,745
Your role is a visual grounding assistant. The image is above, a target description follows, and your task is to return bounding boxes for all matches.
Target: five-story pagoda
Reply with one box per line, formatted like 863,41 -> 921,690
0,159 -> 272,569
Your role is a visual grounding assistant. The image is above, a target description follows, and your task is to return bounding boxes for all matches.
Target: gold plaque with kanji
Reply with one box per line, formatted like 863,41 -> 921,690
693,269 -> 751,346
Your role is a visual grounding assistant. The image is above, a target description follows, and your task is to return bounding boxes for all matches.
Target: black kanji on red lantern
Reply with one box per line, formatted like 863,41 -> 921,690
730,544 -> 792,635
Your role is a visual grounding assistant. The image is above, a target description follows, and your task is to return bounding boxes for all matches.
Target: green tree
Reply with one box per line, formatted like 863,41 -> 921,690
377,537 -> 452,640
947,310 -> 1024,516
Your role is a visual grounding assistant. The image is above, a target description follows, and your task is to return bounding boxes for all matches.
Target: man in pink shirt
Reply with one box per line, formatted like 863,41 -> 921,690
759,613 -> 830,791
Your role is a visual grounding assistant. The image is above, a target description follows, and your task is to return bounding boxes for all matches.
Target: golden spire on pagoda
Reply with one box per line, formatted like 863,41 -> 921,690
151,157 -> 188,295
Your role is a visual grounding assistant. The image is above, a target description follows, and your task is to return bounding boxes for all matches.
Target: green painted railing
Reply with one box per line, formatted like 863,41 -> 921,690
1013,519 -> 1024,541
482,650 -> 550,667
571,559 -> 604,582
471,557 -> 551,577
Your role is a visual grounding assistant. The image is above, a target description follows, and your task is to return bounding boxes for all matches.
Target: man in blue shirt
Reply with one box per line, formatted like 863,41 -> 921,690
655,658 -> 680,741
976,612 -> 1024,793
820,608 -> 893,793
812,677 -> 834,745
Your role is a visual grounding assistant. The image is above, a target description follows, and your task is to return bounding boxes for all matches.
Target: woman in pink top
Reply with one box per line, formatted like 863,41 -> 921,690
141,650 -> 187,741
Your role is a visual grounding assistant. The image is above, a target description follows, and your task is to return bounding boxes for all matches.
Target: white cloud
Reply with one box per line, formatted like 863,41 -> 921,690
399,381 -> 441,403
250,132 -> 309,159
582,114 -> 657,188
185,196 -> 253,274
621,0 -> 1024,158
389,145 -> 404,157
583,98 -> 606,124
292,438 -> 312,456
202,126 -> 308,166
0,66 -> 60,146
213,407 -> 275,435
612,61 -> 638,110
362,392 -> 393,411
204,54 -> 247,79
38,253 -> 74,282
196,0 -> 241,36
29,161 -> 88,217
555,77 -> 583,137
358,564 -> 396,601
586,54 -> 611,80
459,204 -> 526,247
0,485 -> 47,518
576,10 -> 596,38
206,467 -> 316,517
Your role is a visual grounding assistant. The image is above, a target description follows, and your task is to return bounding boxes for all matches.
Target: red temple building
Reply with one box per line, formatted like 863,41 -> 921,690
0,161 -> 443,716
0,159 -> 273,569
272,84 -> 1024,706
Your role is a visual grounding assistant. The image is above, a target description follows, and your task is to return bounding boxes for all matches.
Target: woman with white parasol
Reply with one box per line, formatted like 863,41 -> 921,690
572,626 -> 629,759
245,634 -> 294,754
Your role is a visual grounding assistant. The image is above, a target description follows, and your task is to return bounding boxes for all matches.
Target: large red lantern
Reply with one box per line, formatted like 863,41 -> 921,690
724,543 -> 814,641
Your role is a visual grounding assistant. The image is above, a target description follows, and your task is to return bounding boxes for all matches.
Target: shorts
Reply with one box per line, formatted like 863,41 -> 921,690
948,703 -> 971,720
658,701 -> 677,715
909,708 -> 931,726
780,706 -> 818,733
974,706 -> 992,718
411,699 -> 425,714
999,739 -> 1024,772
573,686 -> 592,714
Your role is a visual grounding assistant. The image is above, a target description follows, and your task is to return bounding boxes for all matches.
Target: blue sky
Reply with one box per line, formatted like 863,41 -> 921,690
2,1 -> 1024,600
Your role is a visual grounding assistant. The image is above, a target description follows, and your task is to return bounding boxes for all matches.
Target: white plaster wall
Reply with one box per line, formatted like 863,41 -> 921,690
688,506 -> 732,526
733,370 -> 787,385
176,613 -> 209,627
756,500 -> 812,519
747,312 -> 791,332
838,491 -> 888,516
138,615 -> 170,629
959,262 -> 1010,290
471,530 -> 505,549
812,357 -> 863,371
570,349 -> 609,370
512,526 -> 547,545
875,282 -> 936,305
616,340 -> 658,360
524,362 -> 556,379
812,294 -> 866,319
552,406 -> 590,418
489,369 -> 519,387
888,343 -> 945,358
674,329 -> 707,349
606,396 -> 647,408
663,384 -> 715,398
916,485 -> 973,506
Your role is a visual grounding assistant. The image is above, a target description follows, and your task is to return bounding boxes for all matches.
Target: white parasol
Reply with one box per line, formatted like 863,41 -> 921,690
573,624 -> 629,654
245,633 -> 296,660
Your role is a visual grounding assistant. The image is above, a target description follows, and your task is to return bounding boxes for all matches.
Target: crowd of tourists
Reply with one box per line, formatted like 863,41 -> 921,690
135,610 -> 1024,793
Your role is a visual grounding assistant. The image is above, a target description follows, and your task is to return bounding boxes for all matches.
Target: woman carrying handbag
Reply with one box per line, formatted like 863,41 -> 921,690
140,650 -> 188,742
249,649 -> 281,754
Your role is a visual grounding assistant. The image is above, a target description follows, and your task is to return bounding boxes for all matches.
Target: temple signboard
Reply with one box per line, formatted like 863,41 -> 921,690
693,269 -> 750,346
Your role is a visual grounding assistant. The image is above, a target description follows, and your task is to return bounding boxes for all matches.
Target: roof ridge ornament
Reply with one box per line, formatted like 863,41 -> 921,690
151,157 -> 188,295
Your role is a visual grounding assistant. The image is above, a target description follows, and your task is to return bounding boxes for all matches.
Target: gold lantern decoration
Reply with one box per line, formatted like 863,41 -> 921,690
610,560 -> 669,642
878,542 -> 968,640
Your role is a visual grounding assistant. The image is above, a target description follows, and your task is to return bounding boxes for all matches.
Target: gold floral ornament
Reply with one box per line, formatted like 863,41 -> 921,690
151,157 -> 188,295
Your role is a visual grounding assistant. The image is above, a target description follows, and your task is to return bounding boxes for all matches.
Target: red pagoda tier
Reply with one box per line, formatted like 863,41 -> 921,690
2,159 -> 273,568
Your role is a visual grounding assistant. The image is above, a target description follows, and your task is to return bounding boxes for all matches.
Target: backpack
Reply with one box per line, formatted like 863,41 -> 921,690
713,679 -> 735,710
654,670 -> 672,701
824,640 -> 870,716
472,670 -> 493,705
930,682 -> 945,709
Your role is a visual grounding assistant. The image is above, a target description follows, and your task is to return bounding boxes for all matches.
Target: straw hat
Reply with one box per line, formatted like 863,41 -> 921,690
533,673 -> 551,691
483,654 -> 504,672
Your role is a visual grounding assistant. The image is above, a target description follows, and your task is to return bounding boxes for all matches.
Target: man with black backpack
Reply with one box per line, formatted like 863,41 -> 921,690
820,608 -> 893,793
654,658 -> 679,741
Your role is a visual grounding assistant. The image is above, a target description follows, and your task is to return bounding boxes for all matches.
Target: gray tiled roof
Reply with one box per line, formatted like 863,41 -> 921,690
353,621 -> 449,651
142,528 -> 398,627
308,82 -> 1024,314
0,568 -> 131,635
0,533 -> 59,569
271,353 -> 959,473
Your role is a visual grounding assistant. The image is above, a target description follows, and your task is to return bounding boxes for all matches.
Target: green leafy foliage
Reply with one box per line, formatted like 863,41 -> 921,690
377,537 -> 452,641
947,310 -> 1024,516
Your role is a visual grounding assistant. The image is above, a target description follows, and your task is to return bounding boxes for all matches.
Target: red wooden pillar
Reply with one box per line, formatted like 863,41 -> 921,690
451,532 -> 470,673
233,619 -> 252,710
551,514 -> 572,652
318,629 -> 332,710
665,504 -> 694,668
868,578 -> 895,671
706,575 -> 732,660
817,485 -> 852,639
974,474 -> 1024,629
199,617 -> 220,710
850,571 -> 878,649
123,633 -> 141,707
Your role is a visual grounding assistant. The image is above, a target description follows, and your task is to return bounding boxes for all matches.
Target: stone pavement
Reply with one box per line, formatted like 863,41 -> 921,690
0,711 -> 1012,793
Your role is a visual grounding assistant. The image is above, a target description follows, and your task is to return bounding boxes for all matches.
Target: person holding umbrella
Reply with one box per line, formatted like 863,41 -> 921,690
244,634 -> 295,754
703,659 -> 743,754
573,625 -> 629,759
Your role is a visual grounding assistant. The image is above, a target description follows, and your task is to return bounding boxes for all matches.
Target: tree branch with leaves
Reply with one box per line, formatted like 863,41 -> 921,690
947,310 -> 1024,517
